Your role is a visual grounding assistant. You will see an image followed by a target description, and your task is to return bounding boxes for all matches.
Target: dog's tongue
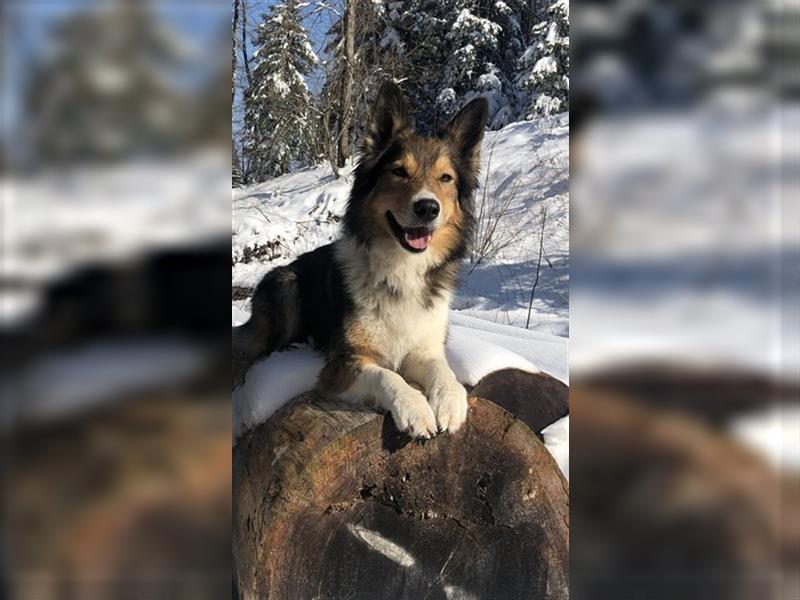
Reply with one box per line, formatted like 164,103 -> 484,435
404,228 -> 432,250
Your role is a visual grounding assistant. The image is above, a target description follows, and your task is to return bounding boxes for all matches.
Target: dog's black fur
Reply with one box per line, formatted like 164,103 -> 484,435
233,82 -> 488,394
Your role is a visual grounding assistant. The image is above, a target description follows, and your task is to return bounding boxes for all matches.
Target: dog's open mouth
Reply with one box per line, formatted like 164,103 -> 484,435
386,211 -> 433,253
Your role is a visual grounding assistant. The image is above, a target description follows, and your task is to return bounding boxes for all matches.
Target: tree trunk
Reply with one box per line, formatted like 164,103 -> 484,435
337,0 -> 356,168
240,0 -> 252,88
232,0 -> 239,103
233,393 -> 569,600
323,102 -> 340,178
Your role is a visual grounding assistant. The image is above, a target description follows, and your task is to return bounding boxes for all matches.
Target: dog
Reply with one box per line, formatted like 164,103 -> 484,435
233,81 -> 488,439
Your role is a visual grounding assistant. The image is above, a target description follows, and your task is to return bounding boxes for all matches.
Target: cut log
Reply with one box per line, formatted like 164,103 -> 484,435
569,383 -> 800,600
7,394 -> 231,600
471,368 -> 568,437
234,393 -> 569,600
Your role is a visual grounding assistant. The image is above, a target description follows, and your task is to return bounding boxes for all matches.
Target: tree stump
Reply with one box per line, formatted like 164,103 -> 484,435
233,393 -> 569,600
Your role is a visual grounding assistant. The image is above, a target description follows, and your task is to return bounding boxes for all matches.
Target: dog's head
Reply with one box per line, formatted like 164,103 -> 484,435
344,82 -> 488,260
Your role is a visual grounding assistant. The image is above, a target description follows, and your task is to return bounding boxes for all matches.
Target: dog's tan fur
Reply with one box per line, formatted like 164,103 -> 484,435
234,82 -> 488,438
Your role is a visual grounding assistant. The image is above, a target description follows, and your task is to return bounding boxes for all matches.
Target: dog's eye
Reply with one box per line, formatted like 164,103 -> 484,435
391,166 -> 409,178
439,173 -> 453,183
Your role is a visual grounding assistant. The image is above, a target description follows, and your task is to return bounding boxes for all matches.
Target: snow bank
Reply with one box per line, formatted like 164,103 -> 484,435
6,152 -> 230,286
729,404 -> 800,473
450,313 -> 568,384
445,326 -> 540,387
232,344 -> 325,440
4,338 -> 211,428
541,416 -> 569,479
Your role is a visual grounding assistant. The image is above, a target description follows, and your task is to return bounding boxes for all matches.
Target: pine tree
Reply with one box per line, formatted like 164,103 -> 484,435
516,0 -> 569,117
442,1 -> 502,109
439,0 -> 527,128
320,0 -> 411,170
402,0 -> 454,132
244,0 -> 318,180
24,1 -> 191,164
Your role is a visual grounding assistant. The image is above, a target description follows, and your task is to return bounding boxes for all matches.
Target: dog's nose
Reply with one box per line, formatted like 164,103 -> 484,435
413,198 -> 440,222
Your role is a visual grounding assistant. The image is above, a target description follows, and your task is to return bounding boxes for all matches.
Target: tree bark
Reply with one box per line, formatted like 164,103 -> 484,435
234,393 -> 569,600
232,0 -> 239,103
240,0 -> 253,88
337,0 -> 356,168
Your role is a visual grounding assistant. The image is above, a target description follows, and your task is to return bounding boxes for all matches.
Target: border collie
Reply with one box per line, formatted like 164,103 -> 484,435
234,81 -> 488,438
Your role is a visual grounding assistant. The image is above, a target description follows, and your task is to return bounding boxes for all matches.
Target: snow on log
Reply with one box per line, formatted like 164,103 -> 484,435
233,393 -> 568,600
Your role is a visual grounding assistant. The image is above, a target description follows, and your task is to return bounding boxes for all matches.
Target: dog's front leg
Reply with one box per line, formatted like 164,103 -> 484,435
332,361 -> 438,439
402,353 -> 468,433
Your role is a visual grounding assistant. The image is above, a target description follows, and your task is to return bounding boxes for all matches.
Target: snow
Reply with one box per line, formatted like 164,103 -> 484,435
729,405 -> 800,473
533,93 -> 563,116
449,9 -> 502,49
436,88 -> 458,115
541,416 -> 569,479
570,104 -> 798,479
570,106 -> 795,377
450,313 -> 568,384
477,72 -> 502,92
3,152 -> 230,308
232,305 -> 250,327
232,344 -> 326,440
545,22 -> 560,45
3,338 -> 212,429
533,55 -> 558,74
445,326 -> 540,388
553,0 -> 569,18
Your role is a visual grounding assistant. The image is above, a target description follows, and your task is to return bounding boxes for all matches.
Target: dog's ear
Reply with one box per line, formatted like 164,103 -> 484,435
363,81 -> 413,154
445,98 -> 488,171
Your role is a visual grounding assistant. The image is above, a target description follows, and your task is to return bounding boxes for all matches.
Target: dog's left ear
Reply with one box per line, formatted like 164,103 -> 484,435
445,98 -> 489,170
363,81 -> 413,154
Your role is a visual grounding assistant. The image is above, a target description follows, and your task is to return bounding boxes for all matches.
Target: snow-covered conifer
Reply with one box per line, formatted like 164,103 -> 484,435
440,0 -> 528,128
24,2 -> 191,163
516,0 -> 569,117
244,0 -> 318,179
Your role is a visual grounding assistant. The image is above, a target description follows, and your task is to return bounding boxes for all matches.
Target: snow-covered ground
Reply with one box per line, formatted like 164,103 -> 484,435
571,104 -> 796,377
232,115 -> 570,474
1,152 -> 231,428
2,152 -> 231,325
571,103 -> 799,473
2,338 -> 214,430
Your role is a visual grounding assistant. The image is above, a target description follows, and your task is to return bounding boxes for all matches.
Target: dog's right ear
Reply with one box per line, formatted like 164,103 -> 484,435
445,97 -> 489,174
363,81 -> 413,154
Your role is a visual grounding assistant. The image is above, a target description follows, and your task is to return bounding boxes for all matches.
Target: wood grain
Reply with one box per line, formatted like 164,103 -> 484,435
234,393 -> 568,600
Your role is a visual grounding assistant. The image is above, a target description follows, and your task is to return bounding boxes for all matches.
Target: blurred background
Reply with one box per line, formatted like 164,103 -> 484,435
2,0 -> 798,599
1,1 -> 231,599
570,0 -> 798,599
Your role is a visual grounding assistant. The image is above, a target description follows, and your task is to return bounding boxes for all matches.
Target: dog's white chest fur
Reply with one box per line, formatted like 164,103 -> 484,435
335,238 -> 451,369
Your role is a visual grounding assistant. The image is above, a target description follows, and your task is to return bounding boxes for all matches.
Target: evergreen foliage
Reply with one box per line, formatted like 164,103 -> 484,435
243,0 -> 318,179
516,0 -> 569,117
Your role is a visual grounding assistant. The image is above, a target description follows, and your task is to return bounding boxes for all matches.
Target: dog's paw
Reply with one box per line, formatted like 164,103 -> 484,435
391,388 -> 438,439
430,380 -> 468,433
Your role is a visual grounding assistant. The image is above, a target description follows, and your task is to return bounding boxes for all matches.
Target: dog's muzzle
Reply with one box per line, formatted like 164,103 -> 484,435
386,211 -> 434,253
